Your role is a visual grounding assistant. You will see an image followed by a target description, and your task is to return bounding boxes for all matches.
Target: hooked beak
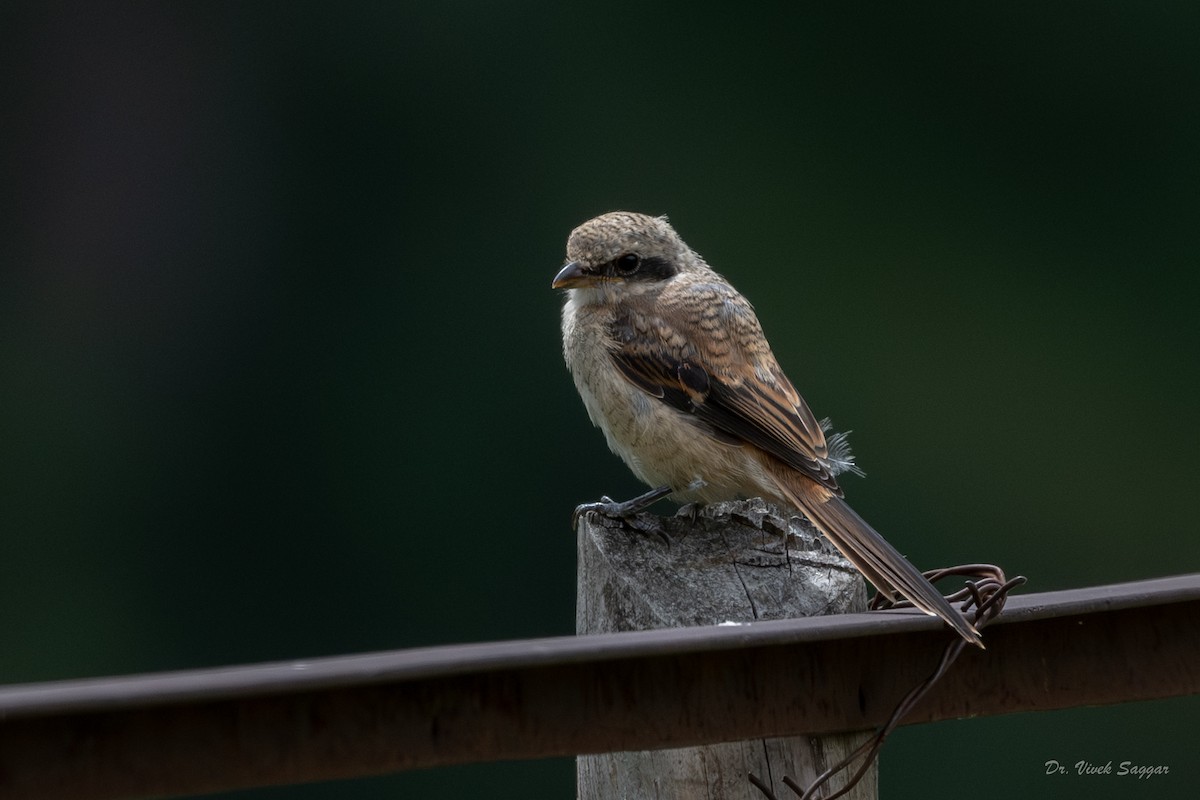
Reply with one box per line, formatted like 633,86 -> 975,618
551,261 -> 594,289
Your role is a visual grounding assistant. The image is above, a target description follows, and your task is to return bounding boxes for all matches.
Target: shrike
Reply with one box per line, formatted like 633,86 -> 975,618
553,211 -> 980,647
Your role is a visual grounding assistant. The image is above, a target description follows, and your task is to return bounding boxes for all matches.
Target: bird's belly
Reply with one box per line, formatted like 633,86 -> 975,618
572,365 -> 775,504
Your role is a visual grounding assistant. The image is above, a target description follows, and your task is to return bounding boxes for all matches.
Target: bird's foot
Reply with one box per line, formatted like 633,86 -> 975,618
571,485 -> 674,529
675,501 -> 705,525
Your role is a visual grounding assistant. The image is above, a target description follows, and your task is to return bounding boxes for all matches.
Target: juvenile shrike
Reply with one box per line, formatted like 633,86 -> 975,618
553,211 -> 980,647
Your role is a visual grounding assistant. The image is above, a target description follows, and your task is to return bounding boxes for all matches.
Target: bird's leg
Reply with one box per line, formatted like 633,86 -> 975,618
571,485 -> 674,528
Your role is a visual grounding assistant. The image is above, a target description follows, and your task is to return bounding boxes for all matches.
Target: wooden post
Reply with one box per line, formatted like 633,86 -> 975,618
576,498 -> 879,800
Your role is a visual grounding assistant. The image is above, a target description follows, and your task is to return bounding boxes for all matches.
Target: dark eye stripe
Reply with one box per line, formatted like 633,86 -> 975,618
624,255 -> 676,281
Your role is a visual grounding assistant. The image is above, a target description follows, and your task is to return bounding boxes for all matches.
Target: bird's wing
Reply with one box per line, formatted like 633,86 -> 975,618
609,282 -> 844,495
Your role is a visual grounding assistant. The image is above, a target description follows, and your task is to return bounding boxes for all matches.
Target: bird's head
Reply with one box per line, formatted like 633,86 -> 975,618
552,212 -> 693,294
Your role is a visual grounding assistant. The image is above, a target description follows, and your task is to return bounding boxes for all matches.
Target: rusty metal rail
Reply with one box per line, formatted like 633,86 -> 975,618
1,574 -> 1198,799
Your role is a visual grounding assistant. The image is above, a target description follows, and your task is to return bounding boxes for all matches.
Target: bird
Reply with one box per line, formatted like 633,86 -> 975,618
552,211 -> 981,647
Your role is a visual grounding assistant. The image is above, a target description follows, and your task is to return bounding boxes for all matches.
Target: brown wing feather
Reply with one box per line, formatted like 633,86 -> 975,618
608,282 -> 983,647
609,281 -> 843,495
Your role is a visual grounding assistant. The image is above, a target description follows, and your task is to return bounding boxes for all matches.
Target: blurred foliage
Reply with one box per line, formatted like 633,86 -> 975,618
2,2 -> 1197,798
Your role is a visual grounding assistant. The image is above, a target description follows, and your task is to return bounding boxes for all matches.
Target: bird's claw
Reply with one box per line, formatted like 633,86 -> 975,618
675,501 -> 704,524
570,485 -> 674,529
571,500 -> 614,529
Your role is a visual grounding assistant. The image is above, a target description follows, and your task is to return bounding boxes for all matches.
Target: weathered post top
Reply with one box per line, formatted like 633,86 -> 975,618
576,498 -> 879,800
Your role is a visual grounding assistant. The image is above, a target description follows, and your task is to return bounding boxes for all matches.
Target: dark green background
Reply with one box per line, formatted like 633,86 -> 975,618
4,2 -> 1197,798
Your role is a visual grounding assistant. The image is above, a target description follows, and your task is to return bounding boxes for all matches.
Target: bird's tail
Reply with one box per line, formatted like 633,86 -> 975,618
776,480 -> 983,648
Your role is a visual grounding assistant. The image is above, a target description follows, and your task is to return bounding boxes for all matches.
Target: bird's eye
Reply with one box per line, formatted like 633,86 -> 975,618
615,254 -> 641,275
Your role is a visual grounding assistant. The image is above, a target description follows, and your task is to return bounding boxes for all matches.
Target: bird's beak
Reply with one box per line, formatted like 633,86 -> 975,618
552,261 -> 592,289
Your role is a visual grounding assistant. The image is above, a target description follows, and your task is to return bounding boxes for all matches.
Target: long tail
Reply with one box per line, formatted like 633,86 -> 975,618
776,481 -> 983,648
